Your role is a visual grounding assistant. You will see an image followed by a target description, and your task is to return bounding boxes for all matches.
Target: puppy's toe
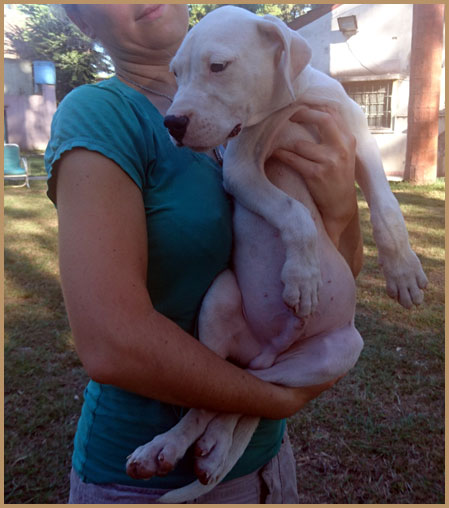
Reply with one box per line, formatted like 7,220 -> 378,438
194,464 -> 212,485
409,283 -> 424,306
417,271 -> 429,290
397,284 -> 413,309
194,436 -> 215,458
282,285 -> 300,314
125,438 -> 182,480
126,457 -> 155,480
386,280 -> 399,300
296,283 -> 320,317
156,451 -> 176,476
194,427 -> 233,486
194,448 -> 226,486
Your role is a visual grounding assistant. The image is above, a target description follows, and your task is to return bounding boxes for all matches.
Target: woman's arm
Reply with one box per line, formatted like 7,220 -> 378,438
55,148 -> 332,420
273,105 -> 363,277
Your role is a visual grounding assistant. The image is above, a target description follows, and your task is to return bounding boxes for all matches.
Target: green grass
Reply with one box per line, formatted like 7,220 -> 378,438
4,181 -> 86,503
4,180 -> 445,503
21,150 -> 47,177
289,180 -> 445,504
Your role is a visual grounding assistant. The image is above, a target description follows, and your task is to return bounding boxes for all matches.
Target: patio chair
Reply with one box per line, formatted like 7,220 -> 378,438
4,143 -> 30,188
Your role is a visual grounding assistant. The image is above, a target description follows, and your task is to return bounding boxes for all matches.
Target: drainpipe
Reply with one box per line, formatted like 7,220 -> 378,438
404,4 -> 444,183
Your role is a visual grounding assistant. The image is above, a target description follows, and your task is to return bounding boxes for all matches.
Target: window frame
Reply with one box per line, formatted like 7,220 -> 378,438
343,79 -> 394,132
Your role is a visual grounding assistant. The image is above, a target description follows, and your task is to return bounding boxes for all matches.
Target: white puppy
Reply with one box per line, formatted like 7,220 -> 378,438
126,6 -> 427,502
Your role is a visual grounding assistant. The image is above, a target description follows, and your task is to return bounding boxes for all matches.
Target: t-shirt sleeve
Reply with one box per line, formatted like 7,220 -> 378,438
44,84 -> 153,204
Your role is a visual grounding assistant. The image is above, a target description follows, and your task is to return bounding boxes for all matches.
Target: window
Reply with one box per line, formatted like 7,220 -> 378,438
4,59 -> 34,96
343,80 -> 393,129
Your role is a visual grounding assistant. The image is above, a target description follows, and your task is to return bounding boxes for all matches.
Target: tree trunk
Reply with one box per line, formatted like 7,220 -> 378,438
404,4 -> 444,183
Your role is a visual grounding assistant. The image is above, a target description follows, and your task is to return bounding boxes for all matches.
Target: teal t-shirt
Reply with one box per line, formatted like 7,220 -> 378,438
45,77 -> 285,489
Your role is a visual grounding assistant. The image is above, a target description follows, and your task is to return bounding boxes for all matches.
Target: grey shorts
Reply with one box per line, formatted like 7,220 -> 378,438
69,430 -> 299,504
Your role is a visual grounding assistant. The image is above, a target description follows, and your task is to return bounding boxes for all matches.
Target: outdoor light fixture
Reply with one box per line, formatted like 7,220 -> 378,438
337,15 -> 358,36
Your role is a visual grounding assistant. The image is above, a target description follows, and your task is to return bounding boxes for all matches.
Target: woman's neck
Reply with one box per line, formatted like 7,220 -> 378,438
114,63 -> 177,97
113,62 -> 176,116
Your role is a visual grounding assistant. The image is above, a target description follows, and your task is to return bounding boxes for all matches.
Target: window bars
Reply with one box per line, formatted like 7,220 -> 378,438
343,80 -> 393,129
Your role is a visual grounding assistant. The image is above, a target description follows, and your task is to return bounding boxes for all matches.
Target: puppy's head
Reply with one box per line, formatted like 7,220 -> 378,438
165,6 -> 312,151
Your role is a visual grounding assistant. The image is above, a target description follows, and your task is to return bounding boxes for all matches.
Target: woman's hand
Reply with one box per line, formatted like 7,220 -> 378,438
288,375 -> 343,407
272,105 -> 363,276
270,375 -> 344,417
273,105 -> 357,243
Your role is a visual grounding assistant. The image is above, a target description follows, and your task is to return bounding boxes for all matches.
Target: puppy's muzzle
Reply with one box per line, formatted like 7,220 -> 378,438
164,115 -> 190,145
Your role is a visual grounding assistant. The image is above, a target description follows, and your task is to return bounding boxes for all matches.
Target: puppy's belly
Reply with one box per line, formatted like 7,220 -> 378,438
233,202 -> 356,347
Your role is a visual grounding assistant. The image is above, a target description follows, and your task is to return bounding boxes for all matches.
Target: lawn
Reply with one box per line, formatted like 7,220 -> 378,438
4,178 -> 445,503
21,150 -> 48,177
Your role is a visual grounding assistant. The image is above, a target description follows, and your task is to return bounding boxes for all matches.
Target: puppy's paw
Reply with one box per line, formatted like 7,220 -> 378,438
126,434 -> 185,480
281,260 -> 321,317
380,249 -> 428,308
193,429 -> 233,485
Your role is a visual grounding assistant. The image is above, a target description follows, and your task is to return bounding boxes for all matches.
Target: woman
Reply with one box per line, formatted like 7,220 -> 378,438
45,4 -> 362,503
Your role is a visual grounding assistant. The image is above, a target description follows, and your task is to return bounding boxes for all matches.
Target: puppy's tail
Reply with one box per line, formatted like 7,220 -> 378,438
157,416 -> 260,504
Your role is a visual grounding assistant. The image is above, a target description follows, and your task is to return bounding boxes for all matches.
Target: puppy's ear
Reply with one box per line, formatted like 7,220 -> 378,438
258,15 -> 312,100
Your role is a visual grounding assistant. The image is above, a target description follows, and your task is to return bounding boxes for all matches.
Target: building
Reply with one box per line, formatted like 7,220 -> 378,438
4,6 -> 57,151
290,4 -> 445,179
4,59 -> 57,151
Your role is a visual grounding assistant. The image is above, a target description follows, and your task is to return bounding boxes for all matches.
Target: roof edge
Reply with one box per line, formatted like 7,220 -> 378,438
288,4 -> 340,30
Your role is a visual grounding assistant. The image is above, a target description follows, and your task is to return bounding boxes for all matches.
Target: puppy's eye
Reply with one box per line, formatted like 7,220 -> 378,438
172,69 -> 178,78
210,62 -> 228,73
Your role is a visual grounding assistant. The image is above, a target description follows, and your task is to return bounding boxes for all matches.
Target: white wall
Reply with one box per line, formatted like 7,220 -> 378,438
299,4 -> 413,77
4,85 -> 57,151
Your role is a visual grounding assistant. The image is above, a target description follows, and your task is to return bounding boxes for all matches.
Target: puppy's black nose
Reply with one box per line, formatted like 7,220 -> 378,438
164,115 -> 190,143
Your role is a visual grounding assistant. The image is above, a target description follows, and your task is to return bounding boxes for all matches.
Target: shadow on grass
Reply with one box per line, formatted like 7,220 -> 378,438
394,192 -> 444,206
5,238 -> 88,503
4,205 -> 43,220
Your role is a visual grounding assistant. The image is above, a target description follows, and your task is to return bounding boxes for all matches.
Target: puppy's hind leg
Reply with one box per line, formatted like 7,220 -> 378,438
193,413 -> 242,485
158,415 -> 261,504
248,322 -> 364,387
126,408 -> 217,480
127,271 -> 255,482
199,269 -> 261,365
194,414 -> 261,486
155,271 -> 262,503
249,314 -> 307,370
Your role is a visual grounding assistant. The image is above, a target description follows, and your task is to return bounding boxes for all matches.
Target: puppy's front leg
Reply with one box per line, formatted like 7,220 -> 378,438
224,138 -> 321,317
355,133 -> 428,308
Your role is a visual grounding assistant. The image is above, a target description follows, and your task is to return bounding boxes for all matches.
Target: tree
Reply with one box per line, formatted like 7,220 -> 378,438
5,4 -> 113,102
188,4 -> 310,28
253,4 -> 311,23
404,4 -> 445,183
